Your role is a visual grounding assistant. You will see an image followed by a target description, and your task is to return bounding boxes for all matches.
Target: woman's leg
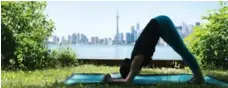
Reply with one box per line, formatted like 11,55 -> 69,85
156,16 -> 204,80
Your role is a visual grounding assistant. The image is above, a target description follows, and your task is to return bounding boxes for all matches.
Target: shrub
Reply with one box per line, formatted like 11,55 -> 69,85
48,47 -> 79,68
1,1 -> 55,70
184,2 -> 228,69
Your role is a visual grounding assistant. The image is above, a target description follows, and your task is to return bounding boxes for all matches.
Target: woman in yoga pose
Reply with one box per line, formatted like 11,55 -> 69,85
103,15 -> 205,84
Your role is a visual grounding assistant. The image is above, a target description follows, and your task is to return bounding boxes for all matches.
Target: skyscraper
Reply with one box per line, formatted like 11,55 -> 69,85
180,22 -> 189,38
84,35 -> 88,44
120,33 -> 124,44
108,38 -> 112,45
72,33 -> 77,44
80,34 -> 84,44
52,35 -> 59,44
125,32 -> 131,44
77,33 -> 80,44
176,26 -> 183,38
136,23 -> 140,40
61,36 -> 67,44
187,24 -> 194,36
55,36 -> 60,44
136,23 -> 142,39
91,37 -> 95,44
131,26 -> 135,43
136,23 -> 140,30
68,35 -> 71,44
134,29 -> 137,42
95,36 -> 99,44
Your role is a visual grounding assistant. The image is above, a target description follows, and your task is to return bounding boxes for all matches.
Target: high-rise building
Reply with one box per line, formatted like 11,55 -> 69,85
76,33 -> 80,44
91,37 -> 95,44
176,26 -> 183,38
68,35 -> 71,44
95,36 -> 99,44
125,32 -> 131,44
136,23 -> 140,30
108,38 -> 112,45
61,36 -> 67,44
57,36 -> 60,44
136,23 -> 141,39
85,35 -> 88,44
187,24 -> 194,36
100,38 -> 104,44
130,26 -> 137,42
114,34 -> 119,44
137,29 -> 142,39
72,33 -> 77,44
134,30 -> 137,42
131,26 -> 135,43
84,35 -> 88,44
180,22 -> 189,38
80,34 -> 84,44
119,33 -> 124,44
52,35 -> 59,44
56,36 -> 59,44
104,38 -> 108,44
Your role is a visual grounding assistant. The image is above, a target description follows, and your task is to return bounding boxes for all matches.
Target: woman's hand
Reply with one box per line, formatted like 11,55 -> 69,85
103,74 -> 129,83
103,74 -> 112,83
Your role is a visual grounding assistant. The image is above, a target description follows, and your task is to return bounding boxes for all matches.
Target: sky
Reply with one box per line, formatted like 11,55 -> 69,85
44,1 -> 221,39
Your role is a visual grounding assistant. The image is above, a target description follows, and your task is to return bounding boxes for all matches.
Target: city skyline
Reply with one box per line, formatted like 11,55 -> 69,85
45,1 -> 221,40
49,21 -> 194,45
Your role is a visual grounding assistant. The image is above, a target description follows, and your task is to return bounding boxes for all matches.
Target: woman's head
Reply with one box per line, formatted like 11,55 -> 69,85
119,58 -> 131,79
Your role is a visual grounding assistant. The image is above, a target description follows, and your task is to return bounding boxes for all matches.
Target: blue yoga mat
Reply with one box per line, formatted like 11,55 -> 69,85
65,73 -> 228,87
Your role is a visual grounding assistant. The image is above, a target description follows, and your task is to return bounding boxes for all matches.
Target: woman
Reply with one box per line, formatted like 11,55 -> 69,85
104,15 -> 205,84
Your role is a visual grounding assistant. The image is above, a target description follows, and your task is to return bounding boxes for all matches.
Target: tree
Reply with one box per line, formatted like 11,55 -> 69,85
1,1 -> 55,70
185,1 -> 228,69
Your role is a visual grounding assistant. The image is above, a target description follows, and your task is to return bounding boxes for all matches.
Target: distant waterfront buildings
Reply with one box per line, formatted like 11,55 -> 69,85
48,21 -> 194,45
50,35 -> 59,44
131,26 -> 136,43
72,33 -> 77,44
68,35 -> 71,44
125,32 -> 131,44
48,12 -> 197,46
60,36 -> 68,44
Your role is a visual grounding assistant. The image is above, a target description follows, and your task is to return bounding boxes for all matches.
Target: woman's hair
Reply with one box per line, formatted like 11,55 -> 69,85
119,58 -> 131,79
119,57 -> 152,79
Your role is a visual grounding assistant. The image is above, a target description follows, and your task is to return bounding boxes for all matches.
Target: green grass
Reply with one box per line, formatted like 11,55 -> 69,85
1,64 -> 228,88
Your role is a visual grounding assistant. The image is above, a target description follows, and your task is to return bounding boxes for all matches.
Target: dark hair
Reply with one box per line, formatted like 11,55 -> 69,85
119,58 -> 131,79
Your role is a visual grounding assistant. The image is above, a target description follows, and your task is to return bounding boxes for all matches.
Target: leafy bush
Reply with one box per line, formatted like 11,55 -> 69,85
48,47 -> 79,68
1,1 -> 79,70
1,1 -> 55,70
185,2 -> 228,69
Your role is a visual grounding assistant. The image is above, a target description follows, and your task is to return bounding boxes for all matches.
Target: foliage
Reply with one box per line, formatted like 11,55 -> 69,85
1,1 -> 55,70
48,47 -> 79,68
185,2 -> 228,69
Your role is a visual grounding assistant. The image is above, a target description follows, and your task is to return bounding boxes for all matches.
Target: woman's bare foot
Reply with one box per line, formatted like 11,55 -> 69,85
187,76 -> 205,84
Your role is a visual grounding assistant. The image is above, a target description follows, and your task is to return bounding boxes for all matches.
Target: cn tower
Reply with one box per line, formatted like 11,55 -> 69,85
116,9 -> 119,44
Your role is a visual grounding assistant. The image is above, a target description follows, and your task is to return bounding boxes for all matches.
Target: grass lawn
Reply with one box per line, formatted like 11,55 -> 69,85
2,64 -> 228,88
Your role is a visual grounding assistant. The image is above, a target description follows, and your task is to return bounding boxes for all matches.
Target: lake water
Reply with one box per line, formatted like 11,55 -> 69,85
48,44 -> 182,60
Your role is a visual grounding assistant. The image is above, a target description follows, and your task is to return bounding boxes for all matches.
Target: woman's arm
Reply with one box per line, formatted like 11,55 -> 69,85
125,55 -> 144,82
105,55 -> 144,83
